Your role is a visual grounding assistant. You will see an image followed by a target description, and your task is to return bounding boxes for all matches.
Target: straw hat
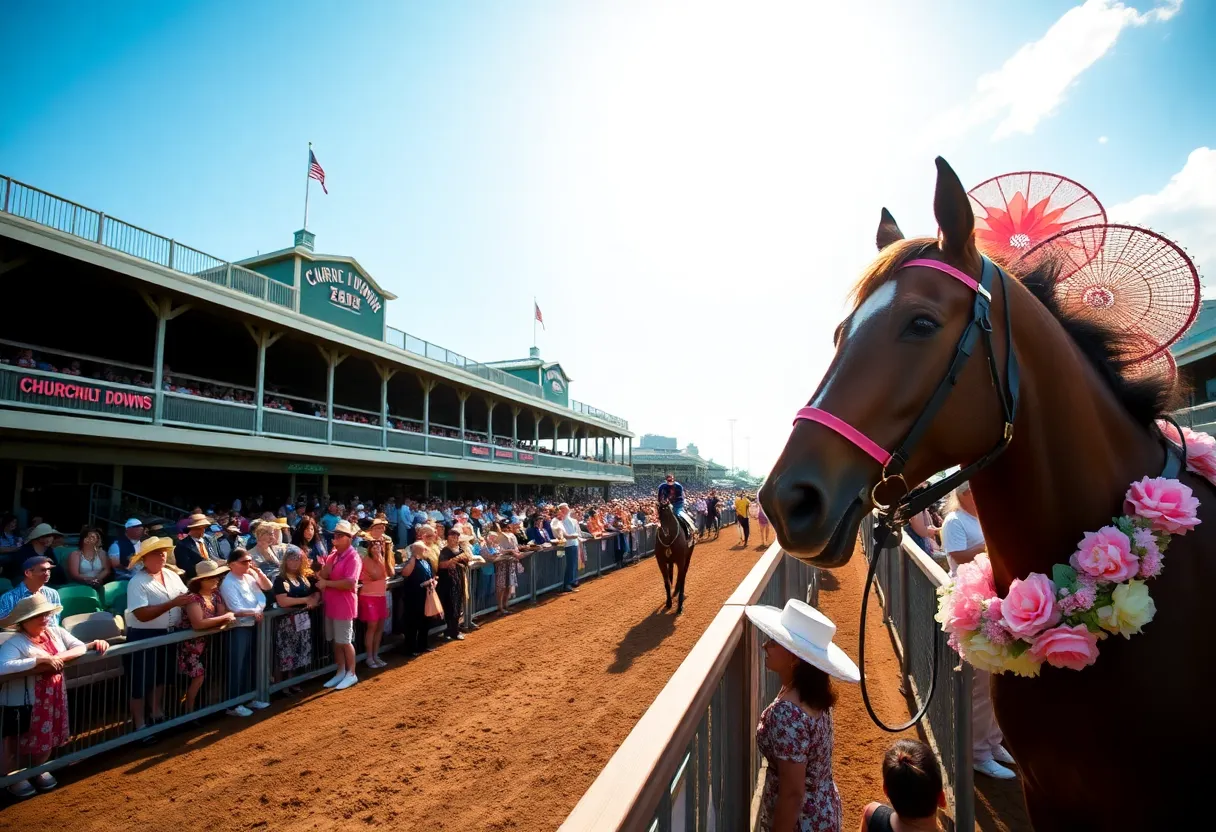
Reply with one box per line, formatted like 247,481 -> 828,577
744,599 -> 860,683
369,514 -> 388,528
25,523 -> 60,541
185,513 -> 210,529
129,536 -> 177,570
1,592 -> 63,630
333,520 -> 358,537
188,559 -> 230,589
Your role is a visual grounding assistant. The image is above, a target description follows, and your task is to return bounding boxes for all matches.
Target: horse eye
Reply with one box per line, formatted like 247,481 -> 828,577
904,316 -> 940,338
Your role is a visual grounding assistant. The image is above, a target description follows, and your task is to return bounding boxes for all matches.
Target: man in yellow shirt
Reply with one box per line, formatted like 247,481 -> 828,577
734,493 -> 751,546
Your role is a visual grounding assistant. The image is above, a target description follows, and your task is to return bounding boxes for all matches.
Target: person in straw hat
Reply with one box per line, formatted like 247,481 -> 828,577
175,513 -> 219,582
179,560 -> 236,717
744,599 -> 860,832
5,522 -> 60,585
0,592 -> 110,797
125,536 -> 191,732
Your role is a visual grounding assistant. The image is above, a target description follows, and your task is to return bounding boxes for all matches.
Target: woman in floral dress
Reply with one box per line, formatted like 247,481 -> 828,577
272,546 -> 320,693
180,561 -> 236,713
745,599 -> 861,832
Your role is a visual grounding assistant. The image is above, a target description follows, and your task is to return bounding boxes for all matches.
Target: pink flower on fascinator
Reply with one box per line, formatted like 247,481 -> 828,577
1125,477 -> 1200,536
954,556 -> 996,600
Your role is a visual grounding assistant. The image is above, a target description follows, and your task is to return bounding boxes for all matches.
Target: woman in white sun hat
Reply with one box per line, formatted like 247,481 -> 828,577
745,598 -> 859,832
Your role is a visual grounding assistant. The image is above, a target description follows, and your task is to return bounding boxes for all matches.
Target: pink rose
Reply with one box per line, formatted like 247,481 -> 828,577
1124,477 -> 1201,536
1028,624 -> 1100,671
1000,573 -> 1060,639
1158,421 -> 1216,483
954,556 -> 996,600
1070,526 -> 1139,583
940,591 -> 983,634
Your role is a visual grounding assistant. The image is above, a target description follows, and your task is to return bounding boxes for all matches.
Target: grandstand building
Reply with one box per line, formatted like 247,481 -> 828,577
0,177 -> 634,532
1172,298 -> 1216,434
631,440 -> 711,485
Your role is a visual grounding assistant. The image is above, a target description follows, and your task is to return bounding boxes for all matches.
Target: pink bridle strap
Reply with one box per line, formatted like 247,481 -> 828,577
792,258 -> 990,465
792,407 -> 891,466
901,258 -> 991,299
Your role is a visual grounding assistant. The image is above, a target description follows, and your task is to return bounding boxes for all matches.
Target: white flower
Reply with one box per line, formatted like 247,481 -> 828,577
1096,580 -> 1156,639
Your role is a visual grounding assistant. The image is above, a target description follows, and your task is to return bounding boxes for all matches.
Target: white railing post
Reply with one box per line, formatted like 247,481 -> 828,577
168,240 -> 176,270
96,213 -> 106,244
1,176 -> 10,213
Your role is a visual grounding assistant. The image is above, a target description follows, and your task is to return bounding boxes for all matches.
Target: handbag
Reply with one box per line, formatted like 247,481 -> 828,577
424,580 -> 444,619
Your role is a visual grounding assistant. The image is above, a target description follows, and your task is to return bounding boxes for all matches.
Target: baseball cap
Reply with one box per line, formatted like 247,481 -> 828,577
125,518 -> 144,529
22,555 -> 52,572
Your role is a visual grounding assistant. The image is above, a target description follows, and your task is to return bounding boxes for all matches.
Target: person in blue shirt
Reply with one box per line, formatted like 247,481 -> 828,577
657,474 -> 696,540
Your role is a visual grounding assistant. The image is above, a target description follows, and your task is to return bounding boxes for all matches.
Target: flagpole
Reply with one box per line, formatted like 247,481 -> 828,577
303,141 -> 312,231
533,297 -> 537,348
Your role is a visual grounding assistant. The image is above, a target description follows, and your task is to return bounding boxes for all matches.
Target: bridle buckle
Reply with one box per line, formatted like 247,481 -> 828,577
870,473 -> 909,514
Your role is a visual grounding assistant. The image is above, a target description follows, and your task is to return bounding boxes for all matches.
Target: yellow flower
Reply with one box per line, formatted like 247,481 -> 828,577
1096,580 -> 1156,639
1001,649 -> 1043,678
962,632 -> 1007,674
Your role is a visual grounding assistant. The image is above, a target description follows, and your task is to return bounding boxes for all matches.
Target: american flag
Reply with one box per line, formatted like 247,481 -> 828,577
534,301 -> 545,329
308,149 -> 328,194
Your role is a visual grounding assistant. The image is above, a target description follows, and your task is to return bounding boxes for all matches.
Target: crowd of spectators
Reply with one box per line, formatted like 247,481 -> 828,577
0,482 -> 755,798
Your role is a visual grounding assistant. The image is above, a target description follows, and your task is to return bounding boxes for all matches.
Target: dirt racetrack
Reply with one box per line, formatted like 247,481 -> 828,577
2,529 -> 1032,831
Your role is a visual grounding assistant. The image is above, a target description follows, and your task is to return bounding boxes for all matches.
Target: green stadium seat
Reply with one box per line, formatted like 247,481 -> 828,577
103,580 -> 128,614
56,584 -> 102,618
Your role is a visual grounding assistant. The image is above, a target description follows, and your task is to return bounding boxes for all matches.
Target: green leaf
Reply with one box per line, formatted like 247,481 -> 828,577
1052,563 -> 1078,593
1115,516 -> 1136,537
1007,639 -> 1030,658
1076,608 -> 1101,632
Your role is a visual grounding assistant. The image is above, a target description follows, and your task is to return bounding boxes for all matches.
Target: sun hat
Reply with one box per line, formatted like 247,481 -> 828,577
274,517 -> 290,529
369,514 -> 388,528
333,520 -> 358,537
185,513 -> 210,529
744,599 -> 861,683
129,536 -> 176,569
188,559 -> 230,589
1,592 -> 63,630
25,523 -> 60,541
124,518 -> 144,529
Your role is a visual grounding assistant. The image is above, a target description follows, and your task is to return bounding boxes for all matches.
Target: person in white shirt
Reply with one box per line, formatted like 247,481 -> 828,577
220,550 -> 273,716
108,517 -> 144,579
124,537 -> 190,731
554,503 -> 582,593
940,483 -> 1016,781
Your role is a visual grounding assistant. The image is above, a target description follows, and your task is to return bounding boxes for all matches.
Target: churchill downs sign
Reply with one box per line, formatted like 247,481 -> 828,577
298,259 -> 386,339
304,265 -> 383,315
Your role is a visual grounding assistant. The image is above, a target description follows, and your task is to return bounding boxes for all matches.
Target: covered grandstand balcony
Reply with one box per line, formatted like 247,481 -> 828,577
0,217 -> 633,481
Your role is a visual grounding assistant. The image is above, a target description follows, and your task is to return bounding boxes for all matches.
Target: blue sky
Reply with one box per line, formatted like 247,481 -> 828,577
3,0 -> 1213,475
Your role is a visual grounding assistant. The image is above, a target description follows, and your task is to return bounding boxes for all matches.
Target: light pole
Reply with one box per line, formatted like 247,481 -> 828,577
728,418 -> 737,475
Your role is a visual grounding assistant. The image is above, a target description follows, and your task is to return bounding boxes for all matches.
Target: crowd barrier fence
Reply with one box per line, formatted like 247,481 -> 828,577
562,540 -> 817,831
861,515 -> 975,832
0,516 -> 737,790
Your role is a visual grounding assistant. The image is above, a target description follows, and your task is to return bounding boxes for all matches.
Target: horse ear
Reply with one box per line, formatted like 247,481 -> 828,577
932,156 -> 978,262
876,208 -> 904,251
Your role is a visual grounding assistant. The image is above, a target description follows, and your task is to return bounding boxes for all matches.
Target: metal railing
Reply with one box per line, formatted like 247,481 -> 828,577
0,520 -> 695,789
1171,401 -> 1216,434
0,366 -> 633,479
1,176 -> 296,312
1,174 -> 634,430
862,515 -> 974,832
563,541 -> 818,831
87,484 -> 193,539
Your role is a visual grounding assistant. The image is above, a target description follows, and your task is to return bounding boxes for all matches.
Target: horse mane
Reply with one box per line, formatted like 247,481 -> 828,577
848,237 -> 1182,427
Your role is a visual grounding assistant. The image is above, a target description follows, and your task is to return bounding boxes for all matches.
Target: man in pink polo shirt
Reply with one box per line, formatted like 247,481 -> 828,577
318,520 -> 362,690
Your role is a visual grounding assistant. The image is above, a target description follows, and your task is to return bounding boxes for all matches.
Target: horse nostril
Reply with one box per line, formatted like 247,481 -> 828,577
782,481 -> 825,533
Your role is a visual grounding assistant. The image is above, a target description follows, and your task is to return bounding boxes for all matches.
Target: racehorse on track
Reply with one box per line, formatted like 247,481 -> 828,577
656,498 -> 695,614
759,157 -> 1214,830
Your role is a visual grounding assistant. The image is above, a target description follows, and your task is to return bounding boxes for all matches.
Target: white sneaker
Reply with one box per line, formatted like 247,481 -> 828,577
226,705 -> 253,718
249,700 -> 271,710
32,772 -> 57,790
323,671 -> 345,689
992,745 -> 1016,766
974,759 -> 1016,780
7,780 -> 35,798
335,673 -> 359,690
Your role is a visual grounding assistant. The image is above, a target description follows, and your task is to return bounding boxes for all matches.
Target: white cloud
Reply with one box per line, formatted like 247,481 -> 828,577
1098,135 -> 1109,143
937,1 -> 1181,141
1111,147 -> 1216,287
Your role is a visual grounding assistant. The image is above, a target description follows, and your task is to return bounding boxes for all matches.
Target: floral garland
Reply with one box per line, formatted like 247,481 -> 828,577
934,421 -> 1214,676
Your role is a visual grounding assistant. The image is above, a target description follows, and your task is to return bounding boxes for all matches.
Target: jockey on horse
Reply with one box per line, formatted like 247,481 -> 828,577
658,474 -> 697,541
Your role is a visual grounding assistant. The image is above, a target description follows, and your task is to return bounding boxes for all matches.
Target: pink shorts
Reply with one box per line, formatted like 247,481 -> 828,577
358,595 -> 388,622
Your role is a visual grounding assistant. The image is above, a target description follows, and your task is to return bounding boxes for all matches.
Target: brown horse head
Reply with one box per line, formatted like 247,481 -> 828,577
759,157 -> 1176,573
